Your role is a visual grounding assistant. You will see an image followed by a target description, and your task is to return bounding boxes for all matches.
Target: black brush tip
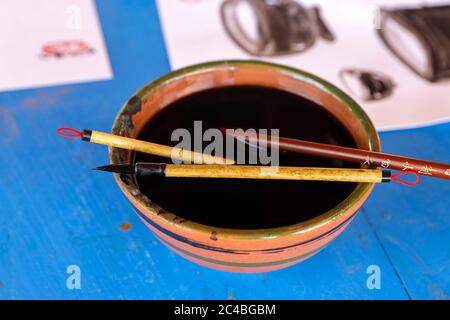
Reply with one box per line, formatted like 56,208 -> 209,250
93,164 -> 136,174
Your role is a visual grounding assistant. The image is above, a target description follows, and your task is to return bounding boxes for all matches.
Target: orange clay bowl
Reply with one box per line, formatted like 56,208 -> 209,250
109,60 -> 380,273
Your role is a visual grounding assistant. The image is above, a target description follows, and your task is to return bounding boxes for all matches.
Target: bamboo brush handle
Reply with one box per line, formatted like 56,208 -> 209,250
85,130 -> 234,165
164,164 -> 389,183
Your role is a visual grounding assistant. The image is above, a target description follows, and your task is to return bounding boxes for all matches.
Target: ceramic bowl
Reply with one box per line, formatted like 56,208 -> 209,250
109,60 -> 380,273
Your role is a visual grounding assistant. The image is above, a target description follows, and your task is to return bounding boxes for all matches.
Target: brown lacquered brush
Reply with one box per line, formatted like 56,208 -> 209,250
95,163 -> 393,183
221,129 -> 450,181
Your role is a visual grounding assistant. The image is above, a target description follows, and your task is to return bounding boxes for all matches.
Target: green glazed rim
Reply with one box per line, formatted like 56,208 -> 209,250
109,60 -> 381,240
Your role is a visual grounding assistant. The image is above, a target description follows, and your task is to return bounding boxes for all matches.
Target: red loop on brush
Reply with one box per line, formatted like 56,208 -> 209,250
57,127 -> 83,138
391,170 -> 420,186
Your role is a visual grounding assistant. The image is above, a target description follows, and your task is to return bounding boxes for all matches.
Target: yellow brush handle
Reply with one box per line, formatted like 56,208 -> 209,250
165,164 -> 385,183
90,130 -> 234,165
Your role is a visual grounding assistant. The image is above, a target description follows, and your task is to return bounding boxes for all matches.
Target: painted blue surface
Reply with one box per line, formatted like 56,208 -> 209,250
0,0 -> 448,299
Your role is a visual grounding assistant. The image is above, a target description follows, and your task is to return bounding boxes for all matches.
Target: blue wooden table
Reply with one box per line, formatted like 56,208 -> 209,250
0,0 -> 449,300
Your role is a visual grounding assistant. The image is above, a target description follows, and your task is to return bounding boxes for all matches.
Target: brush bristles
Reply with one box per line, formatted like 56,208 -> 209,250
94,164 -> 135,174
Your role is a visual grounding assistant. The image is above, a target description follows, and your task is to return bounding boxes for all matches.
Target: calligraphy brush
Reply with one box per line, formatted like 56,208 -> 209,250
57,127 -> 234,165
94,162 -> 393,183
221,129 -> 450,181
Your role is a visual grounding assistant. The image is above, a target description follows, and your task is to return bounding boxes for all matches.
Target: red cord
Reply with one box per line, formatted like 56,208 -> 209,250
57,127 -> 83,138
391,170 -> 420,186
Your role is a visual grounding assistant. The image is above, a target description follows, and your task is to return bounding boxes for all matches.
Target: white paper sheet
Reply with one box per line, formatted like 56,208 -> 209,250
157,0 -> 450,131
0,0 -> 112,92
